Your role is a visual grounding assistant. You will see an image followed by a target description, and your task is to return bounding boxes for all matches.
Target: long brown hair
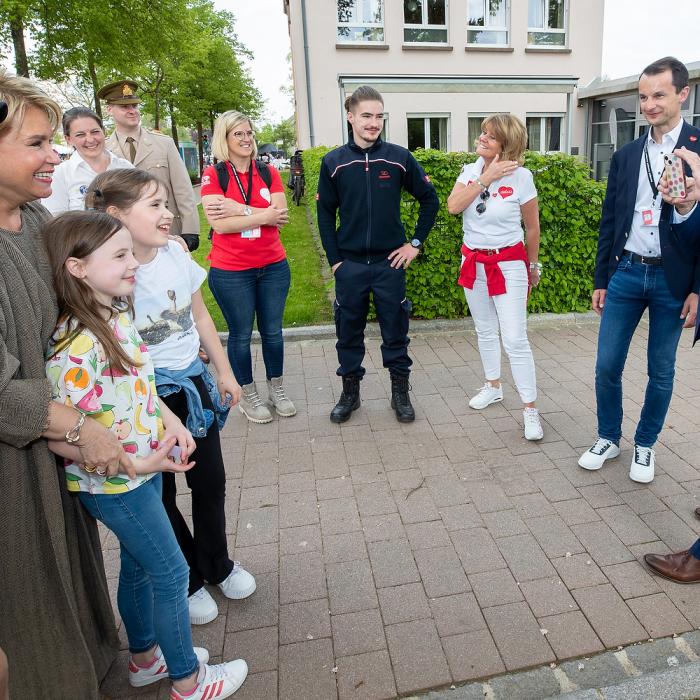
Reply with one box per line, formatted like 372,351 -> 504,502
44,210 -> 141,374
85,167 -> 161,212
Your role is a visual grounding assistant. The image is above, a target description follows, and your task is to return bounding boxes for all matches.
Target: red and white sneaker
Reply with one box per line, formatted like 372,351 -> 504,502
129,645 -> 209,687
169,660 -> 248,700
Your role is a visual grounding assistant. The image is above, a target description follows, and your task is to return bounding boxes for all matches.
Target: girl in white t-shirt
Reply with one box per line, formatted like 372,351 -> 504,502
447,114 -> 543,441
86,169 -> 257,635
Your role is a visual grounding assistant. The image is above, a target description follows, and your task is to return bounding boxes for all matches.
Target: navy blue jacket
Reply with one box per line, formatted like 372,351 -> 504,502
670,205 -> 700,343
594,121 -> 700,300
316,137 -> 439,266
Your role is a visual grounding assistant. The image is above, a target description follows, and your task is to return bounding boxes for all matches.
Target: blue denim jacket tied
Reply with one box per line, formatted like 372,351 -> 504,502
154,357 -> 229,438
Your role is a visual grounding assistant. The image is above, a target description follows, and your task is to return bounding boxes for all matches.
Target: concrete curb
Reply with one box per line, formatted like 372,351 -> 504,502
218,311 -> 601,345
412,631 -> 700,700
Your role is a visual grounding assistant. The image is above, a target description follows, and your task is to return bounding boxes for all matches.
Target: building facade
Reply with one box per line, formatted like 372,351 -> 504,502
283,0 -> 604,156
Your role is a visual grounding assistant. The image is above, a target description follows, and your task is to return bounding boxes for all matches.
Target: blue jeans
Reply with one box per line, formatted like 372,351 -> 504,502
209,259 -> 290,385
79,475 -> 197,681
595,255 -> 684,448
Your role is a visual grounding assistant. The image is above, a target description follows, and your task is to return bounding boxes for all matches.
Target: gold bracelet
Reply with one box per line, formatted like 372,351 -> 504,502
65,411 -> 85,444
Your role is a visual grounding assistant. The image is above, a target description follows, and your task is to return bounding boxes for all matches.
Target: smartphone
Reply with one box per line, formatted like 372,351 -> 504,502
168,445 -> 182,462
664,154 -> 686,198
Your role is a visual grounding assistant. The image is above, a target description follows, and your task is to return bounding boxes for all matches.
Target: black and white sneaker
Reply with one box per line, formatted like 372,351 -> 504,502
578,438 -> 620,471
629,445 -> 655,483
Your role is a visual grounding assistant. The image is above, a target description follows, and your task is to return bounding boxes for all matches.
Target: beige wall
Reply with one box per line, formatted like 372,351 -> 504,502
287,0 -> 604,153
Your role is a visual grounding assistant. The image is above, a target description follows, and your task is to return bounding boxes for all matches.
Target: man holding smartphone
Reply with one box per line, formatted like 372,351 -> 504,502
578,57 -> 700,483
643,147 -> 700,584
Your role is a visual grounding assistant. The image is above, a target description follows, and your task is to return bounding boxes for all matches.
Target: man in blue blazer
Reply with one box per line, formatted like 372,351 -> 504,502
644,146 -> 700,584
578,57 -> 700,484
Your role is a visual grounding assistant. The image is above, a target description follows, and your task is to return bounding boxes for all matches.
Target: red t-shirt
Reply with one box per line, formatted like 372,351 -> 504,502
201,161 -> 286,271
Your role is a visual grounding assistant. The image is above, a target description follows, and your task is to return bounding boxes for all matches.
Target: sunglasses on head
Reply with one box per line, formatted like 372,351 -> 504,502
0,101 -> 7,124
475,188 -> 490,215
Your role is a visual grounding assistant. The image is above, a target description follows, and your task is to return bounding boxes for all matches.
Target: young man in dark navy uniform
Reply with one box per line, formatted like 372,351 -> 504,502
317,86 -> 439,423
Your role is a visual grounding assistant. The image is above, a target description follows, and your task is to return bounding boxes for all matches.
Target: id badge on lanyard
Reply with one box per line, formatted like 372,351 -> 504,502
642,142 -> 662,228
232,165 -> 262,239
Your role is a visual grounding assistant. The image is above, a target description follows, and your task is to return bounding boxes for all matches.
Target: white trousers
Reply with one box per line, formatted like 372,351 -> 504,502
464,260 -> 537,404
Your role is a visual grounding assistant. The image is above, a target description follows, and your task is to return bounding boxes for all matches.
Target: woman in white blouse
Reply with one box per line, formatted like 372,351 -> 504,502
447,114 -> 543,441
42,106 -> 133,214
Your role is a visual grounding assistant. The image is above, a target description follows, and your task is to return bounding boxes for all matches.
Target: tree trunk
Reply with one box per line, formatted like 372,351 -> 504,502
197,121 -> 204,176
87,56 -> 101,119
153,67 -> 163,130
11,17 -> 30,77
169,101 -> 179,150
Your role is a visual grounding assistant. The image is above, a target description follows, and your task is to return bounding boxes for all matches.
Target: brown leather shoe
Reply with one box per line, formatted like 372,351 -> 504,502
695,507 -> 700,520
644,550 -> 700,584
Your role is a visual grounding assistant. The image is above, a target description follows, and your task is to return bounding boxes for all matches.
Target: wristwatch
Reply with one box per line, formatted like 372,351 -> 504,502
410,238 -> 422,250
242,205 -> 252,216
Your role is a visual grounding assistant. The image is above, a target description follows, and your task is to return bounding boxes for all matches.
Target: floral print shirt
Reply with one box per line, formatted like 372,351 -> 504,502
46,313 -> 163,494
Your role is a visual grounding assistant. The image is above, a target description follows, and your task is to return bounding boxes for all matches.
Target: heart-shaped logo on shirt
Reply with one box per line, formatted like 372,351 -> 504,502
498,186 -> 514,198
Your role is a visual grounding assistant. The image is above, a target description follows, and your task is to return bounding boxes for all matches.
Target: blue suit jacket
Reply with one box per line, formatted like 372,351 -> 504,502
670,205 -> 700,343
594,121 -> 700,301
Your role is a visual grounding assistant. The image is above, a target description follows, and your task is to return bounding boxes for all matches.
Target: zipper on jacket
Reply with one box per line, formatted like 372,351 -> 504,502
365,152 -> 371,263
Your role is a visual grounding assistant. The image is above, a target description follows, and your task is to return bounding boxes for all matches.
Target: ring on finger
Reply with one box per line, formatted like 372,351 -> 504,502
96,468 -> 107,476
83,464 -> 97,473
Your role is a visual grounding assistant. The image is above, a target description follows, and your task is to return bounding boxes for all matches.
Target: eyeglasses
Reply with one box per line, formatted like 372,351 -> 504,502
232,130 -> 255,140
475,188 -> 490,215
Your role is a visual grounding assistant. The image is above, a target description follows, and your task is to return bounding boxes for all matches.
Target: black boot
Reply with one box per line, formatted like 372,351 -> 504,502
330,376 -> 361,423
390,374 -> 415,422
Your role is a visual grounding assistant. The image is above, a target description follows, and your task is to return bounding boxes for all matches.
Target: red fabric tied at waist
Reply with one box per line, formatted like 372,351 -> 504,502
458,242 -> 529,296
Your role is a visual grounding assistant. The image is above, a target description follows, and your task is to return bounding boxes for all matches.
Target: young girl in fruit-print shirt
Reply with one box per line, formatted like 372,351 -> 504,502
43,210 -> 250,699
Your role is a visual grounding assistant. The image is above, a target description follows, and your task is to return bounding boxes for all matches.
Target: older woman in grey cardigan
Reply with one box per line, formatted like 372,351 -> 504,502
0,71 -> 135,697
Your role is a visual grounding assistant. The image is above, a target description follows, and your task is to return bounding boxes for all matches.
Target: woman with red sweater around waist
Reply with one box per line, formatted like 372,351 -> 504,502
447,114 -> 543,441
201,111 -> 294,424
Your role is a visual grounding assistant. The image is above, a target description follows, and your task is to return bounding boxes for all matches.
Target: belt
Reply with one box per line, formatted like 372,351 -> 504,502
623,251 -> 663,266
468,244 -> 517,256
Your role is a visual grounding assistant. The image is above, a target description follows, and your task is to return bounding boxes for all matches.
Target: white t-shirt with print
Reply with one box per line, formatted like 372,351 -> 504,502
133,240 -> 207,370
456,157 -> 537,249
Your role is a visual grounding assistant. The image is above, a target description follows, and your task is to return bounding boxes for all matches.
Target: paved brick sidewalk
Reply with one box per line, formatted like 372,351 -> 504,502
100,319 -> 700,700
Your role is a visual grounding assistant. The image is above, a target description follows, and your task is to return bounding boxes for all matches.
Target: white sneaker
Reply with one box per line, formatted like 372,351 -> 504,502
129,645 -> 209,687
523,408 -> 544,440
469,383 -> 503,410
629,445 -> 655,483
170,659 -> 248,700
578,438 -> 621,471
218,562 -> 256,600
189,587 -> 218,625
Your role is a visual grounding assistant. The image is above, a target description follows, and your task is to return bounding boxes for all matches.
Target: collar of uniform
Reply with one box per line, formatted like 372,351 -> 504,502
347,135 -> 383,154
115,126 -> 144,148
646,117 -> 685,148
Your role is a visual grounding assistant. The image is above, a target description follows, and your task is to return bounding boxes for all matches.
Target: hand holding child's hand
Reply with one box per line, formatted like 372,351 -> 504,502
133,437 -> 195,475
161,414 -> 196,462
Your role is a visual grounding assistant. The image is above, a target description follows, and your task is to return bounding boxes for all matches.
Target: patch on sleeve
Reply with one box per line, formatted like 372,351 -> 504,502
315,192 -> 320,201
201,174 -> 210,186
424,175 -> 431,183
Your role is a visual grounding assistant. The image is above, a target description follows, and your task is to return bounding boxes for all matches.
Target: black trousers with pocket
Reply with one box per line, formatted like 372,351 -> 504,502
333,257 -> 412,378
161,374 -> 233,596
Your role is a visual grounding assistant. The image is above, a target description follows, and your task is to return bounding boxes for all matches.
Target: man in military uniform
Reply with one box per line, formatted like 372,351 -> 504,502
98,80 -> 200,250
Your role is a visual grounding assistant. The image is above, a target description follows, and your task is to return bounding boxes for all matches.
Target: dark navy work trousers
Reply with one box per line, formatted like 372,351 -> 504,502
333,258 -> 412,378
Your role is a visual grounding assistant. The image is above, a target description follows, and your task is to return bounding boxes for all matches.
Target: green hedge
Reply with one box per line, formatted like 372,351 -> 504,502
303,147 -> 606,317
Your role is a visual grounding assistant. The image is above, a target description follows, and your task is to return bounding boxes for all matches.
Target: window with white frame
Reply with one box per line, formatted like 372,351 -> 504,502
467,115 -> 488,150
403,0 -> 448,44
337,0 -> 384,43
526,114 -> 564,152
693,85 -> 700,128
407,115 -> 449,151
467,0 -> 509,46
527,0 -> 567,46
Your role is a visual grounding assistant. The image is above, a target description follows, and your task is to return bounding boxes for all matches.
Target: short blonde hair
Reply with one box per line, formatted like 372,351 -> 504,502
0,69 -> 61,137
211,110 -> 257,161
478,114 -> 528,164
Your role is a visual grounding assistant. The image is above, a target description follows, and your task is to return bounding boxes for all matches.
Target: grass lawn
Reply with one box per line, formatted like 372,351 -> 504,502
191,173 -> 332,332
